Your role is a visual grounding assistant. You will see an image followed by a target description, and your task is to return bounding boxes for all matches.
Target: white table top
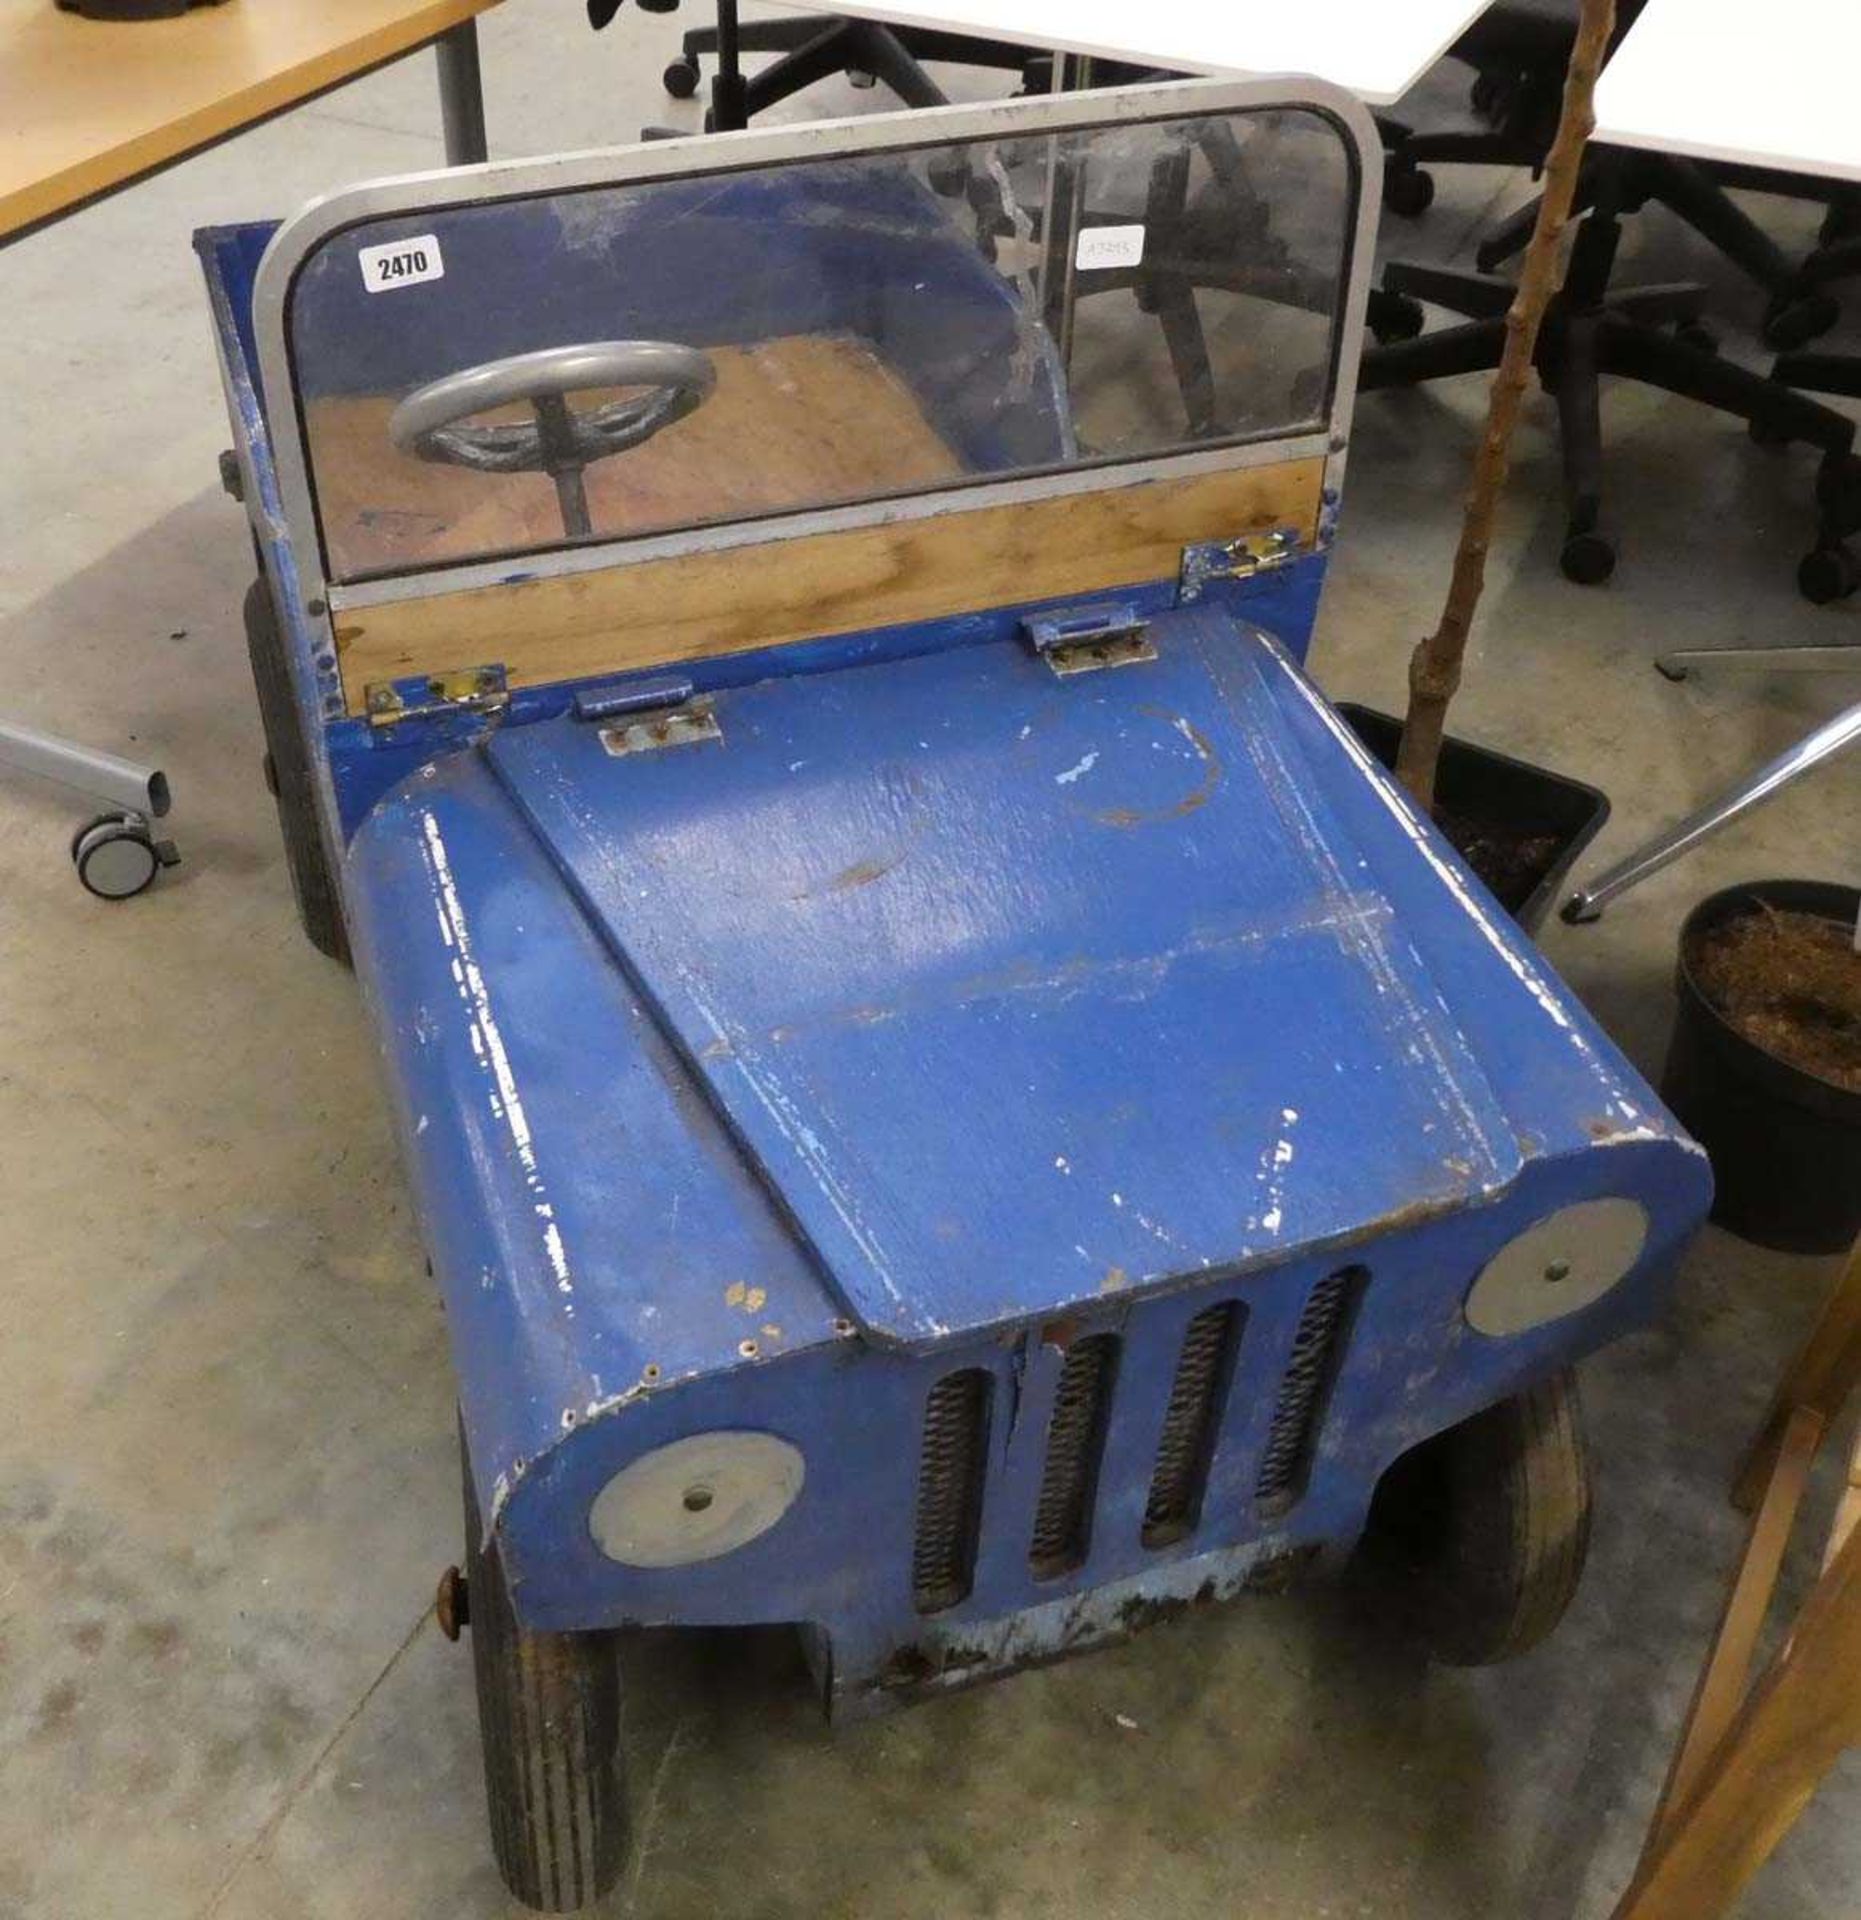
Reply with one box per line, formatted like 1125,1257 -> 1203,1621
1594,0 -> 1861,184
760,0 -> 1494,106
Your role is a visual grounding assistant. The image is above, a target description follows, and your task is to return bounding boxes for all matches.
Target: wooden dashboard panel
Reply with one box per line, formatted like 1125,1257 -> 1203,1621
332,456 -> 1325,715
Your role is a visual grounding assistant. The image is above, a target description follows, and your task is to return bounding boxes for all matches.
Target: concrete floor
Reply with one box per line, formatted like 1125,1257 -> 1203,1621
1,8 -> 1858,1916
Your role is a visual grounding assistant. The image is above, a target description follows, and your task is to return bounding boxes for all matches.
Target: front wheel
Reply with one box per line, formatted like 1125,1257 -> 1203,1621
1359,1370 -> 1593,1665
461,1438 -> 629,1911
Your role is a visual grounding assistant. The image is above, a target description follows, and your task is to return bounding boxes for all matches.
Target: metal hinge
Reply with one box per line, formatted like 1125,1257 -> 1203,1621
1020,601 -> 1157,676
1177,527 -> 1303,603
364,664 -> 509,728
575,674 -> 723,756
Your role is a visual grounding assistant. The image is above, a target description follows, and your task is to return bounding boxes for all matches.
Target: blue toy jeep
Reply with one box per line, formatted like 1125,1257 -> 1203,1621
198,79 -> 1709,1911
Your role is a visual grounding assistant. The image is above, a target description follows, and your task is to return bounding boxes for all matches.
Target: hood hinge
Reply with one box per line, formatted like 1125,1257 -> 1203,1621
1177,527 -> 1303,603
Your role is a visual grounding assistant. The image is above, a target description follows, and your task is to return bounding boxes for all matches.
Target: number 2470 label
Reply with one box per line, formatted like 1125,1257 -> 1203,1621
358,235 -> 445,293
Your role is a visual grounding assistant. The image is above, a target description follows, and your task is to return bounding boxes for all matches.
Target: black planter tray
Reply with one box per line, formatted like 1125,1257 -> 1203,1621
1337,704 -> 1611,937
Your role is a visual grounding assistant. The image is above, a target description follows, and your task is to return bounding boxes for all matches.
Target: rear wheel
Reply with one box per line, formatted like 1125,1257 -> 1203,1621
242,578 -> 348,962
461,1437 -> 629,1911
1360,1370 -> 1592,1665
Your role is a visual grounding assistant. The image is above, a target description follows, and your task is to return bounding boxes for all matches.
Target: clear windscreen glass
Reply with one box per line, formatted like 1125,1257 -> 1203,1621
285,105 -> 1356,584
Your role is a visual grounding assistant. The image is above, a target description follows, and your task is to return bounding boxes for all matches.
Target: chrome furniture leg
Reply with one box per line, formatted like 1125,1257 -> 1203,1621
0,719 -> 179,898
1657,643 -> 1861,680
1562,699 -> 1861,921
0,719 -> 169,818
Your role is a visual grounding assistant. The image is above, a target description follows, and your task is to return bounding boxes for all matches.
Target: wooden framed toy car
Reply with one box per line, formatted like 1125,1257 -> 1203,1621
197,79 -> 1709,1911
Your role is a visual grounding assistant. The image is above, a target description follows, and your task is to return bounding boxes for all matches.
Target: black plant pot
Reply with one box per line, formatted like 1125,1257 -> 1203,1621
1661,880 -> 1861,1256
1338,705 -> 1612,937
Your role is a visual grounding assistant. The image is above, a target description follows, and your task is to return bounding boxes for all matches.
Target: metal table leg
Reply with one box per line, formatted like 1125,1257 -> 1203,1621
0,719 -> 179,898
1657,643 -> 1861,680
0,720 -> 168,818
436,18 -> 488,166
1562,698 -> 1861,921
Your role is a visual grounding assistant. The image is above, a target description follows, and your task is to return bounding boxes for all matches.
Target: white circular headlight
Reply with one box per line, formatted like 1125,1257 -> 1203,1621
1463,1198 -> 1649,1337
589,1431 -> 804,1567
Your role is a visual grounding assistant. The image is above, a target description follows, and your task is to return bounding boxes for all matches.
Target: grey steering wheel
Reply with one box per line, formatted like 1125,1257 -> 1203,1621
388,340 -> 717,538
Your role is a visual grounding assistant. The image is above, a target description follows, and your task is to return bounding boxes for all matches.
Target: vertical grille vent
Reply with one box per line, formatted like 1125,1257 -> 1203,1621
912,1368 -> 992,1614
1143,1301 -> 1244,1548
1029,1334 -> 1119,1579
1255,1267 -> 1365,1516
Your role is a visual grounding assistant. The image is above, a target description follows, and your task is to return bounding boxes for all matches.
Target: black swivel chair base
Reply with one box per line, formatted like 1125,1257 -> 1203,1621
664,13 -> 1047,122
1362,198 -> 1861,602
1458,152 -> 1842,353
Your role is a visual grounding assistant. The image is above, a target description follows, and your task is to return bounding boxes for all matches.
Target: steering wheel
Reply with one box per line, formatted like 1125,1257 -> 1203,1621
388,340 -> 717,539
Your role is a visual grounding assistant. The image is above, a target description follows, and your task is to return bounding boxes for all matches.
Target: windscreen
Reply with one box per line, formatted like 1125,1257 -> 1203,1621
285,105 -> 1357,584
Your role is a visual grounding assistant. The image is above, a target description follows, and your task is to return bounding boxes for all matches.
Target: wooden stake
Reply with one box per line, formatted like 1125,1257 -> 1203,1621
1610,1521 -> 1861,1920
1394,0 -> 1618,812
1644,1405 -> 1822,1850
1734,1235 -> 1861,1513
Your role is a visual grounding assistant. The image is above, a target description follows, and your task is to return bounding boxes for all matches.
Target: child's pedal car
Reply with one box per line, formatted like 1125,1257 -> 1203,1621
198,80 -> 1709,1912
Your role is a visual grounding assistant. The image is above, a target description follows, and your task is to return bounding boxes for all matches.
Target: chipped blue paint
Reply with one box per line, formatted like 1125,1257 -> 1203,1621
484,611 -> 1530,1346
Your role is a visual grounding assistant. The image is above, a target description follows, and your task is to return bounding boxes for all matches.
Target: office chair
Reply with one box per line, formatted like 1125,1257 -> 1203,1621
1381,0 -> 1839,352
659,13 -> 1050,119
1362,163 -> 1861,598
591,0 -> 1049,127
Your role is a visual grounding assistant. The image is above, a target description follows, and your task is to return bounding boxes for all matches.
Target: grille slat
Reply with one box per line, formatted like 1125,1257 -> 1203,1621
1029,1334 -> 1119,1579
1255,1267 -> 1365,1515
912,1369 -> 992,1614
1143,1301 -> 1244,1548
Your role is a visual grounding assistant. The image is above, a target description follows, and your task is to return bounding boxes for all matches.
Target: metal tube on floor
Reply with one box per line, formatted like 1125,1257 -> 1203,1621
0,720 -> 170,818
1562,699 -> 1861,921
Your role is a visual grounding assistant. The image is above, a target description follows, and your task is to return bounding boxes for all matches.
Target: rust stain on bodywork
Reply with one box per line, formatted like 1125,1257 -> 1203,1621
1094,711 -> 1222,828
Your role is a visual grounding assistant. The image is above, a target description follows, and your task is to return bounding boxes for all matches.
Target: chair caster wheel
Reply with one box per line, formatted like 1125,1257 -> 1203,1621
71,812 -> 177,900
1370,292 -> 1426,345
1762,291 -> 1840,353
1383,166 -> 1436,219
662,56 -> 700,98
1469,72 -> 1511,123
1798,546 -> 1860,605
1560,530 -> 1617,586
1674,321 -> 1718,354
1748,409 -> 1793,448
926,154 -> 969,198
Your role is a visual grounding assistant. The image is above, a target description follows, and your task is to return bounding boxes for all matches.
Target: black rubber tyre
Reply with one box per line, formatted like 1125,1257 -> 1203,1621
1798,544 -> 1861,605
1363,1370 -> 1593,1666
927,153 -> 970,198
1559,529 -> 1617,585
1369,291 -> 1426,345
1383,165 -> 1436,219
242,578 -> 348,962
463,1441 -> 629,1912
662,55 -> 699,98
1762,290 -> 1840,354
